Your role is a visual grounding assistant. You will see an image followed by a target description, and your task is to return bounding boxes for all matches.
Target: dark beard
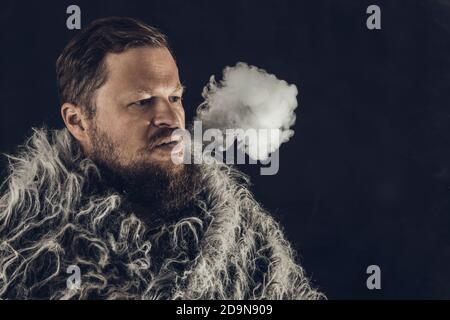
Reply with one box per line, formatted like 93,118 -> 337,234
87,124 -> 202,229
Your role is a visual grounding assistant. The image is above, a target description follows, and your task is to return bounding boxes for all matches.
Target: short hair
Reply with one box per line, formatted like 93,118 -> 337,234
56,17 -> 172,119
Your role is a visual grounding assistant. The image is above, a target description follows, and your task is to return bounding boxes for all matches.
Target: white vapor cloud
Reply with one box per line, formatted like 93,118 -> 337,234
195,62 -> 298,160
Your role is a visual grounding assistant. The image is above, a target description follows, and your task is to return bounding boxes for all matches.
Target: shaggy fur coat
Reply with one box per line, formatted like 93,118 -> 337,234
0,128 -> 323,300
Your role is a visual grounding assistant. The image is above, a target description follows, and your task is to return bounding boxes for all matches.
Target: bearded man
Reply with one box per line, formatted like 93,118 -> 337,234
0,17 -> 323,300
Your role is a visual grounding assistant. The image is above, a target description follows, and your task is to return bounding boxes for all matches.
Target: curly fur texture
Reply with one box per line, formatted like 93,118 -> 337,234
0,128 -> 324,300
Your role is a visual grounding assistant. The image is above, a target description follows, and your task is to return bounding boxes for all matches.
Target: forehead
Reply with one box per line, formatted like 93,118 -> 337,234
103,46 -> 180,91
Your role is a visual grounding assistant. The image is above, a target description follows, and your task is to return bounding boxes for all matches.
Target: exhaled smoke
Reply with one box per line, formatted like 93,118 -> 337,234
195,62 -> 298,161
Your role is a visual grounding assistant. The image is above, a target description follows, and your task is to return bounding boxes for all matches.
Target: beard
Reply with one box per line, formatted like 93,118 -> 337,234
86,123 -> 202,228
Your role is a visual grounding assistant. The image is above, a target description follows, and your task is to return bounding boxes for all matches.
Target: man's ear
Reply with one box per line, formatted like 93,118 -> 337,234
60,103 -> 91,144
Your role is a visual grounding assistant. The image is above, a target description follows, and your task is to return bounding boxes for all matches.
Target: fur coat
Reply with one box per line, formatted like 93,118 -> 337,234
0,128 -> 323,300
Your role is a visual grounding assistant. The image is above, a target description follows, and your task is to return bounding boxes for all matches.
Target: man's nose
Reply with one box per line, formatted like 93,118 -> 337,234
151,98 -> 180,128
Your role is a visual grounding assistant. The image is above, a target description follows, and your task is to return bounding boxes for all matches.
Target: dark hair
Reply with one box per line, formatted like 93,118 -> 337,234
56,17 -> 172,119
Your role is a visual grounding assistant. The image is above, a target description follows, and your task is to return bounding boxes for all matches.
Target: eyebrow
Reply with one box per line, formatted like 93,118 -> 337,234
176,83 -> 186,95
132,83 -> 185,96
177,83 -> 186,92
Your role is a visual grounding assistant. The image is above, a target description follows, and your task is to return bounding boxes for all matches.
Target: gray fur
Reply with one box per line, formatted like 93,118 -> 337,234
0,128 -> 324,300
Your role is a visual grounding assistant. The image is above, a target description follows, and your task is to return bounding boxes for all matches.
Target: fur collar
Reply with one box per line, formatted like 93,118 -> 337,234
0,128 -> 323,299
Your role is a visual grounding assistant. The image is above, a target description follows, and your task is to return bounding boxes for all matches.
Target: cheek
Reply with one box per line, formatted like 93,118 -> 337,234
178,107 -> 186,129
95,115 -> 144,151
116,122 -> 149,149
94,96 -> 150,155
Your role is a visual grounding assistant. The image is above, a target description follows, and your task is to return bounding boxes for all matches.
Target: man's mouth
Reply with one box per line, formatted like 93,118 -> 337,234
155,140 -> 179,148
152,136 -> 183,152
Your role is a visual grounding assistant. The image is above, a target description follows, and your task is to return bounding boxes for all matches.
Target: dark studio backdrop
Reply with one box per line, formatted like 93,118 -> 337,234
1,0 -> 450,299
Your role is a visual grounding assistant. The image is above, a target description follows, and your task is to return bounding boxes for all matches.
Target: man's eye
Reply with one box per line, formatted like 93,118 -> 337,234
169,96 -> 183,103
133,98 -> 152,107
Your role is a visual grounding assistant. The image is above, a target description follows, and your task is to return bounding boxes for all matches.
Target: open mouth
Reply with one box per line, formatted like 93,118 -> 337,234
155,140 -> 179,148
151,137 -> 183,153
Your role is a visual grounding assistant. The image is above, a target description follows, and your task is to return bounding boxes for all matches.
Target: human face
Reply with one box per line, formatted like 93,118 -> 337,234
88,46 -> 185,173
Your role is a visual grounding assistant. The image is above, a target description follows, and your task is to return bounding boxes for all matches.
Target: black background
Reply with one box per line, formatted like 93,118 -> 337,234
1,0 -> 450,299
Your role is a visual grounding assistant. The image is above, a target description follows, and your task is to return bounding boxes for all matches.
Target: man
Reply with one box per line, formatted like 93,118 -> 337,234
0,17 -> 323,300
